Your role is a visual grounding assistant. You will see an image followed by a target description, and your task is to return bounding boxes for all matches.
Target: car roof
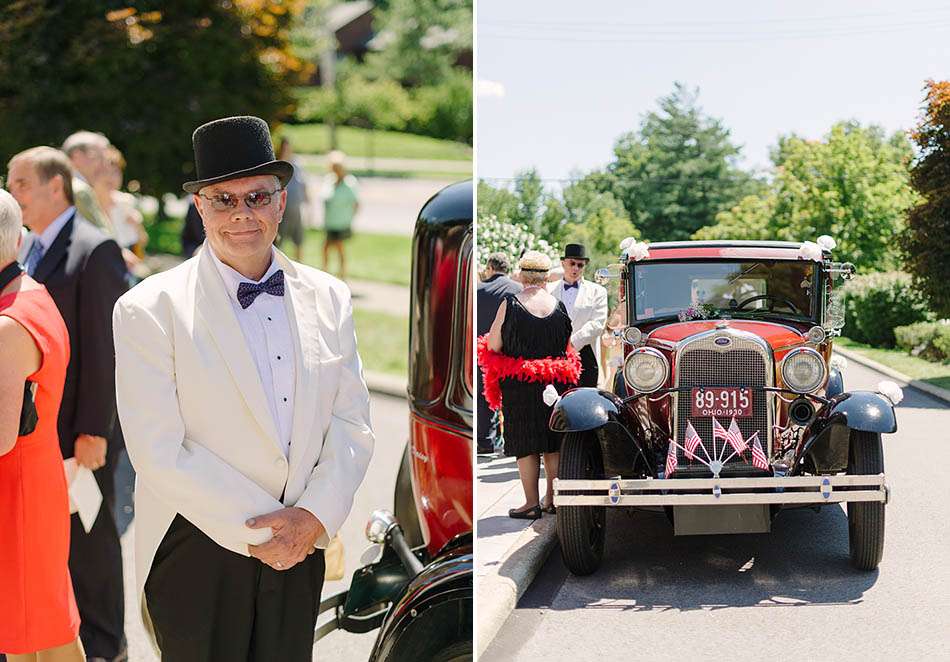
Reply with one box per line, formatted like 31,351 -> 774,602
635,240 -> 813,262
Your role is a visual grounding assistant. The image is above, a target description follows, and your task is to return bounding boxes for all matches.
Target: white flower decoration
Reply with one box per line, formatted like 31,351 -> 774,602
877,380 -> 904,405
817,235 -> 837,251
621,237 -> 650,261
798,241 -> 823,261
137,195 -> 159,216
830,355 -> 848,371
542,384 -> 561,407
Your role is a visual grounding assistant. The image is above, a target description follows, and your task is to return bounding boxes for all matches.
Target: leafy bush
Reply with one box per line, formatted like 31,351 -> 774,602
406,70 -> 473,144
894,320 -> 950,362
842,271 -> 933,347
477,215 -> 559,273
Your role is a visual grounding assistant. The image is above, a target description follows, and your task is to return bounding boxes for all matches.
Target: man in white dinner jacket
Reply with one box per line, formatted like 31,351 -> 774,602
112,116 -> 374,661
548,243 -> 608,388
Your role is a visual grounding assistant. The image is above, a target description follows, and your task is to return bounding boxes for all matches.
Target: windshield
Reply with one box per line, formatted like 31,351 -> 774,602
631,260 -> 818,322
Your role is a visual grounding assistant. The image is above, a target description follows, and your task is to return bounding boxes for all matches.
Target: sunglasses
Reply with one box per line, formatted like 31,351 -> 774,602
565,259 -> 587,268
198,187 -> 281,211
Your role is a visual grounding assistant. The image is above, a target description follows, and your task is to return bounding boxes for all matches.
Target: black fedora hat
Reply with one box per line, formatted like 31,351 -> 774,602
182,116 -> 294,193
561,243 -> 589,261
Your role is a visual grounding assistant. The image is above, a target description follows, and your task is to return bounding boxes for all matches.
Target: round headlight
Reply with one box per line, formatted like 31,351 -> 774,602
782,348 -> 827,393
622,326 -> 642,345
806,325 -> 826,344
623,348 -> 669,393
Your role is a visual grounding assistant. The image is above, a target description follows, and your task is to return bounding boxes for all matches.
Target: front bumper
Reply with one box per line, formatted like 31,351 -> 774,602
553,474 -> 888,507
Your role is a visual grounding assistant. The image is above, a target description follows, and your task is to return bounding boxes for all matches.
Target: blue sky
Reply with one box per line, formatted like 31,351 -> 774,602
476,0 -> 950,184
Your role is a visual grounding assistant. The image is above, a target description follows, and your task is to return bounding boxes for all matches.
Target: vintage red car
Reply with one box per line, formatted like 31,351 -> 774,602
315,181 -> 472,661
552,240 -> 898,576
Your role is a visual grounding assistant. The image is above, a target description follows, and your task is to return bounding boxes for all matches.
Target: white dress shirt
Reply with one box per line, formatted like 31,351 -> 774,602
210,247 -> 296,457
560,279 -> 581,316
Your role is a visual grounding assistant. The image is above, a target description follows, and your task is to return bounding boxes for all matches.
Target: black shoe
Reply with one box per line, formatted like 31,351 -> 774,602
477,442 -> 494,456
543,502 -> 556,514
508,504 -> 542,520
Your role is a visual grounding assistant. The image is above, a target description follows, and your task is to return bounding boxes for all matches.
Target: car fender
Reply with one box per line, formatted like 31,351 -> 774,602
549,387 -> 627,433
798,391 -> 897,473
370,535 -> 472,662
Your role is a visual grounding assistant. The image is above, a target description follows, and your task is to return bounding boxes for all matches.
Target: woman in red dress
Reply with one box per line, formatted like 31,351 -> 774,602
0,189 -> 83,661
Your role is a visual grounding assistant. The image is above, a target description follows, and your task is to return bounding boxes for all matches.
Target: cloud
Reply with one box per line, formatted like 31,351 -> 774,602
477,79 -> 506,99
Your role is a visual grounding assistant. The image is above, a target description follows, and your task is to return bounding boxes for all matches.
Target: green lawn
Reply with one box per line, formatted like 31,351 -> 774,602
353,308 -> 409,377
836,337 -> 950,391
290,229 -> 411,286
278,123 -> 472,161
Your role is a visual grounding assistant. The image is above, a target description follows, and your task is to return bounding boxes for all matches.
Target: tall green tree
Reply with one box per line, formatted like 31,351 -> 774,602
603,83 -> 759,242
0,1 -> 300,195
901,80 -> 950,316
697,121 -> 916,271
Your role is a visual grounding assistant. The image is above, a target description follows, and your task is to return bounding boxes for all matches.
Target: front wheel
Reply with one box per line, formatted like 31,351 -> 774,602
847,430 -> 885,570
557,432 -> 606,575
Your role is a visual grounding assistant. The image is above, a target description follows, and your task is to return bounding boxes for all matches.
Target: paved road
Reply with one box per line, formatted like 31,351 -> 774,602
484,360 -> 950,661
122,392 -> 409,661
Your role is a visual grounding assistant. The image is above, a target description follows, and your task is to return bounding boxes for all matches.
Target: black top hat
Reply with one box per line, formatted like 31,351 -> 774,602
561,243 -> 589,261
182,116 -> 294,193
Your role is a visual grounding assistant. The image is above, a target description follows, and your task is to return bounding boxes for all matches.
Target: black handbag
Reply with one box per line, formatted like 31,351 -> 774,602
0,261 -> 38,436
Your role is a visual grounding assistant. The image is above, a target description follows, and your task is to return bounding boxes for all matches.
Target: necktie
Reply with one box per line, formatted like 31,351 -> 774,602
236,270 -> 285,309
564,281 -> 579,290
24,241 -> 45,276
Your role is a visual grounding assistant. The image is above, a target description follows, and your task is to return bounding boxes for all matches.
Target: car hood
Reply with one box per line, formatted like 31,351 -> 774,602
647,320 -> 804,350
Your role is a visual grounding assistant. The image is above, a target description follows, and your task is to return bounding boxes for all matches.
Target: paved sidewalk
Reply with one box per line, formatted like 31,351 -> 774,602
348,279 -> 410,318
476,453 -> 559,658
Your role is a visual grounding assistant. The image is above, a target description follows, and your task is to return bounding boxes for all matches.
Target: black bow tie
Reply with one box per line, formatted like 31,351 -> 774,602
236,270 -> 285,309
564,281 -> 579,290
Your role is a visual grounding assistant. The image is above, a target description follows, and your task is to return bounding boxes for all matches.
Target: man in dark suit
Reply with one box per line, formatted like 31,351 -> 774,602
8,146 -> 129,662
476,252 -> 522,454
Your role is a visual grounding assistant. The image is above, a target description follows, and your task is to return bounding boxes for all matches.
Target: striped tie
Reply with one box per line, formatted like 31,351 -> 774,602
24,241 -> 45,276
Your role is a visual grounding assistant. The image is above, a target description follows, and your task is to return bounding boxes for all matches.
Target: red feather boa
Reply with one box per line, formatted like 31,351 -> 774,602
477,335 -> 582,411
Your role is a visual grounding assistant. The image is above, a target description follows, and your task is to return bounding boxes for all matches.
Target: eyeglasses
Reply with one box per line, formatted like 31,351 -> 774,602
197,188 -> 281,211
565,260 -> 587,269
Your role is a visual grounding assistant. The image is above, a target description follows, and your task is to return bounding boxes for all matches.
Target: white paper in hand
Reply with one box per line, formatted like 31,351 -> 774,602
63,458 -> 103,533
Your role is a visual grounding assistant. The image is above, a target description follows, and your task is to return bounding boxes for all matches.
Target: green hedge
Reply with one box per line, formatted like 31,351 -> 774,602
842,271 -> 932,347
894,320 -> 950,362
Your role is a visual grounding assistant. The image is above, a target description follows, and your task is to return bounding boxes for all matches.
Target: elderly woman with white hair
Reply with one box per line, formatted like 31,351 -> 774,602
479,251 -> 581,519
0,189 -> 83,661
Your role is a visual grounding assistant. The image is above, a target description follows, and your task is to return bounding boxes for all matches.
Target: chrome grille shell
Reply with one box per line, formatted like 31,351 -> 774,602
672,327 -> 773,477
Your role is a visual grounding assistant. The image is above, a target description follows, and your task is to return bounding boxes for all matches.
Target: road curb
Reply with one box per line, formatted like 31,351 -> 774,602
476,515 -> 558,658
364,370 -> 407,399
833,346 -> 950,405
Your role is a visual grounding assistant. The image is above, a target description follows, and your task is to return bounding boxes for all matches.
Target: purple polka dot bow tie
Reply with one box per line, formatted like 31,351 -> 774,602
564,281 -> 579,290
237,270 -> 285,309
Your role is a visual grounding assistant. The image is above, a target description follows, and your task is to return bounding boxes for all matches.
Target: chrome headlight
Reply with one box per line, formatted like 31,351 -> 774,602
782,347 -> 827,393
621,326 -> 642,345
623,347 -> 669,393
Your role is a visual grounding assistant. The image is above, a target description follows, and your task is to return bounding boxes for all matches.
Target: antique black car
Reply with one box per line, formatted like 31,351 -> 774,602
315,181 -> 473,661
552,240 -> 899,576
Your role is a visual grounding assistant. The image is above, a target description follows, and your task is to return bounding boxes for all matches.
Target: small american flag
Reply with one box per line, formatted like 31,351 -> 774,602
665,440 -> 677,477
750,432 -> 769,470
726,417 -> 748,454
684,420 -> 701,460
712,417 -> 729,441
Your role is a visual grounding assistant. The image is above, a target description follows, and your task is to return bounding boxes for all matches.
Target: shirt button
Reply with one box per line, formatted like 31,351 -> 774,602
277,355 -> 281,360
267,316 -> 272,321
283,397 -> 288,402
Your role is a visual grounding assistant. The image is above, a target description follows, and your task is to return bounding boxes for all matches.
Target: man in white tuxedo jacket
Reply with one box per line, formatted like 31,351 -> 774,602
112,116 -> 374,661
548,243 -> 608,388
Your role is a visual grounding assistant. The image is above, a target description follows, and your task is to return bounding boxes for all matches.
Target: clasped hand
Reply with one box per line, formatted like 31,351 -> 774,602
247,507 -> 325,572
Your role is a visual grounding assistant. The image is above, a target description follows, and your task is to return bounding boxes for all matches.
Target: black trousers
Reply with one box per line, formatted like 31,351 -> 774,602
71,450 -> 125,659
578,344 -> 599,388
476,371 -> 492,450
145,515 -> 326,662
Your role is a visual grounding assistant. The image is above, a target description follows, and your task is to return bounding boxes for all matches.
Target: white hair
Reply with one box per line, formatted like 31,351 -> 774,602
61,130 -> 109,156
0,189 -> 23,265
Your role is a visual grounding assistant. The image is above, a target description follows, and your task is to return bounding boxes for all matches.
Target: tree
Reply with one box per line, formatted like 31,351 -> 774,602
696,122 -> 916,271
0,1 -> 301,196
901,80 -> 950,317
603,83 -> 759,242
363,0 -> 472,87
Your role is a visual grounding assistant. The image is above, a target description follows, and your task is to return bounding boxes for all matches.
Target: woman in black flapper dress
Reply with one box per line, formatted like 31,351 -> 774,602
480,251 -> 580,519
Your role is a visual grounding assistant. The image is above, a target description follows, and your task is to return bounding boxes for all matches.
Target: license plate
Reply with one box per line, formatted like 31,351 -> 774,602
690,387 -> 753,418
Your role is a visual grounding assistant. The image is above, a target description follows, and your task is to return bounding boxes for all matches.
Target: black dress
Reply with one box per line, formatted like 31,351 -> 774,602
500,294 -> 574,458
